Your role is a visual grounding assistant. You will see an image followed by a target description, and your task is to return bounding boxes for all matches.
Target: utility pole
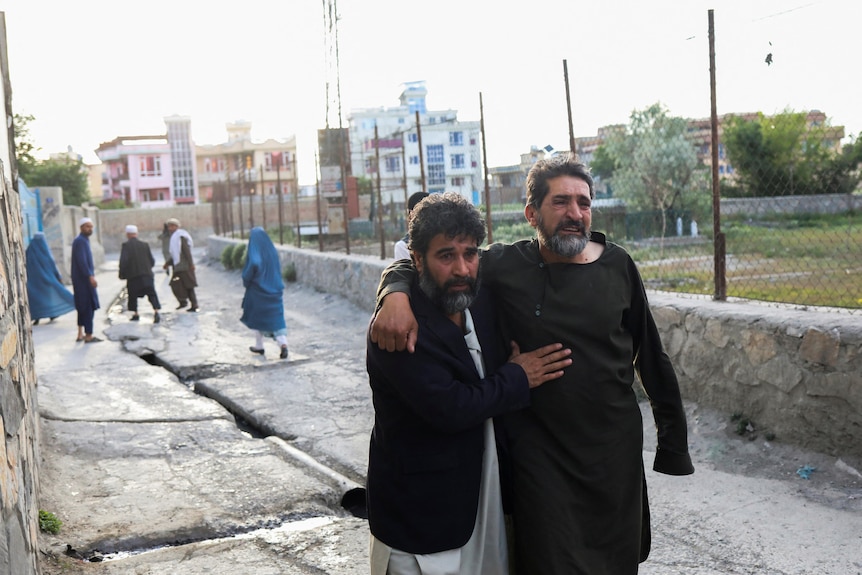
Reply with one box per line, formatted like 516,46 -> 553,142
315,150 -> 324,252
259,165 -> 266,231
479,92 -> 493,244
415,111 -> 426,194
237,156 -> 245,239
276,152 -> 284,245
293,153 -> 301,248
708,9 -> 726,300
375,124 -> 385,259
563,59 -> 576,156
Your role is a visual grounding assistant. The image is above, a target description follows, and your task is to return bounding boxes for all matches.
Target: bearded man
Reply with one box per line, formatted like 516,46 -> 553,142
371,154 -> 694,575
71,217 -> 101,343
365,192 -> 572,575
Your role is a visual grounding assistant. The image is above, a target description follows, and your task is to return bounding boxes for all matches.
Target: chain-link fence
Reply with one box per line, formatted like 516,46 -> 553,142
584,109 -> 861,311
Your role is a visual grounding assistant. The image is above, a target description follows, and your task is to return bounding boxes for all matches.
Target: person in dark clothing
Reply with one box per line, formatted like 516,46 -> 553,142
25,232 -> 75,324
393,191 -> 429,261
366,192 -> 571,575
158,222 -> 172,276
119,224 -> 161,323
71,217 -> 101,343
162,218 -> 199,312
371,154 -> 694,574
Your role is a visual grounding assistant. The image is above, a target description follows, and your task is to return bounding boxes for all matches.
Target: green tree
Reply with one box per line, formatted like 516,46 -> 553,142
15,113 -> 91,205
599,103 -> 711,236
14,113 -> 39,179
722,110 -> 839,197
25,157 -> 90,206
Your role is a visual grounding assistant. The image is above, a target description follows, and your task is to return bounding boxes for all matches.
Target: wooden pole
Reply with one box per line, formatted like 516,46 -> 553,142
374,124 -> 386,259
708,9 -> 726,300
479,92 -> 493,244
563,59 -> 576,156
415,111 -> 427,195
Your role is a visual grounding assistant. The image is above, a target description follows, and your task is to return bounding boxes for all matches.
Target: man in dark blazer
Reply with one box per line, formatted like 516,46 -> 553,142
119,224 -> 161,323
365,193 -> 571,574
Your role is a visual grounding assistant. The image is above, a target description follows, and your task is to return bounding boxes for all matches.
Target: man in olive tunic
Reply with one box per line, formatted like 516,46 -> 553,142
371,154 -> 694,574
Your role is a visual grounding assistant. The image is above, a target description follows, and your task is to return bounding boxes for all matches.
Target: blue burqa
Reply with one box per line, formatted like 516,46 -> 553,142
240,228 -> 286,333
25,233 -> 75,321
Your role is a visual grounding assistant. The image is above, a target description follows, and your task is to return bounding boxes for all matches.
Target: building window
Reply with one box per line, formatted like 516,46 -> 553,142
426,145 -> 444,164
451,177 -> 465,186
429,117 -> 437,124
266,152 -> 287,170
365,158 -> 377,173
385,156 -> 401,173
408,133 -> 418,143
140,156 -> 162,177
451,154 -> 465,169
409,155 -> 419,165
204,157 -> 226,173
449,132 -> 464,146
428,164 -> 446,185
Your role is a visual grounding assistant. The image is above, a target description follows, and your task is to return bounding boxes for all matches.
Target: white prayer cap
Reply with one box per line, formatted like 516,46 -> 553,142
125,224 -> 138,234
78,217 -> 93,227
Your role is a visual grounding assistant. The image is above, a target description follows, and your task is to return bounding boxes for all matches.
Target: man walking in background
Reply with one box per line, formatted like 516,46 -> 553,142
71,217 -> 101,343
163,218 -> 199,312
119,224 -> 161,323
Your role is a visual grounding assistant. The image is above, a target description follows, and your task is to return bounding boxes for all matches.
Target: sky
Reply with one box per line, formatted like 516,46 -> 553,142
2,0 -> 860,185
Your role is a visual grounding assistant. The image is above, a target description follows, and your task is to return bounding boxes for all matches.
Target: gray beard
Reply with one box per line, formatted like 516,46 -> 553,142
536,216 -> 590,258
418,272 -> 480,316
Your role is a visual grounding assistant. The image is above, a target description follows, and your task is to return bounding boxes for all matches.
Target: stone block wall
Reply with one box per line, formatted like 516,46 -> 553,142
208,237 -> 862,458
1,168 -> 41,574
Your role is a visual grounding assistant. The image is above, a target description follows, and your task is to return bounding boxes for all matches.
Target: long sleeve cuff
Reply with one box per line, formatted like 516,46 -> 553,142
653,448 -> 694,476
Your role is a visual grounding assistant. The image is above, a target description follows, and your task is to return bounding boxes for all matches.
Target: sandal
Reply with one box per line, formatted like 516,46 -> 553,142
84,337 -> 103,344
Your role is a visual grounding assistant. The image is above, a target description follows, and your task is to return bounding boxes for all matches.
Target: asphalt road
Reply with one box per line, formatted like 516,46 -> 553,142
35,248 -> 862,574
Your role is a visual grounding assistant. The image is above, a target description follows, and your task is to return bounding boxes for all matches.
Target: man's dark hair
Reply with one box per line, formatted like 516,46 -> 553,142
408,192 -> 486,257
526,153 -> 595,209
407,191 -> 429,212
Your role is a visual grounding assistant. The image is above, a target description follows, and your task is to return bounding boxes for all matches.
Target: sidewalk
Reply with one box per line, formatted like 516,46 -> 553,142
35,252 -> 371,574
34,248 -> 862,574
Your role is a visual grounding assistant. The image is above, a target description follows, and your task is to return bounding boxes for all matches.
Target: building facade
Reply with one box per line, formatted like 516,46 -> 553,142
348,81 -> 485,206
195,120 -> 298,205
95,115 -> 200,207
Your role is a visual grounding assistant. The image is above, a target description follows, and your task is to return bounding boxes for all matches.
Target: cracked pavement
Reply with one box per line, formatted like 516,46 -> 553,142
34,247 -> 862,574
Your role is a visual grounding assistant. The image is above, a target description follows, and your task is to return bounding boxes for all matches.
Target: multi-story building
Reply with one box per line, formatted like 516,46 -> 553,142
348,81 -> 484,206
487,146 -> 547,205
95,115 -> 199,207
195,120 -> 298,204
96,134 -> 174,207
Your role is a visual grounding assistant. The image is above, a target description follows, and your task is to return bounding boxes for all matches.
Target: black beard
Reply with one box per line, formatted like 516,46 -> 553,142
536,215 -> 590,258
418,272 -> 480,315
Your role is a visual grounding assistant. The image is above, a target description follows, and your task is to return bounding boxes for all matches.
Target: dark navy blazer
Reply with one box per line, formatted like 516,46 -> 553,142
365,282 -> 530,554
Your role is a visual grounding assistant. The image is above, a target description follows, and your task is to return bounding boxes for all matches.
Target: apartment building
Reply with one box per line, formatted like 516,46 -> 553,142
195,120 -> 298,203
95,115 -> 199,206
348,81 -> 484,206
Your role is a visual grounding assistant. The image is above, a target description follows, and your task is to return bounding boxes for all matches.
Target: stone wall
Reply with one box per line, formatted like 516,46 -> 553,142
721,192 -> 861,216
208,237 -> 862,458
0,166 -> 41,574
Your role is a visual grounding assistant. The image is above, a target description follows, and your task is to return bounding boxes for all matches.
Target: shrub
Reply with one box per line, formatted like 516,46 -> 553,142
283,262 -> 297,283
220,244 -> 236,270
39,510 -> 62,534
232,243 -> 247,270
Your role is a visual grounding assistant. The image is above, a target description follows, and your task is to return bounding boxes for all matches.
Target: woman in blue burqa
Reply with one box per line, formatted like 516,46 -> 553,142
25,232 -> 75,324
241,227 -> 289,359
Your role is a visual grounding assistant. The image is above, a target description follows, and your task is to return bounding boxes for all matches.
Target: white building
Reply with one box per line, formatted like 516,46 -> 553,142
348,81 -> 485,206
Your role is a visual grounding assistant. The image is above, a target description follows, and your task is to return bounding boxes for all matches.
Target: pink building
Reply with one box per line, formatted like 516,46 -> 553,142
95,116 -> 199,207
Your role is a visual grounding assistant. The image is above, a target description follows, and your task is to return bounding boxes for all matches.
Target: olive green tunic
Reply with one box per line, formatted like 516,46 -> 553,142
379,233 -> 694,575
